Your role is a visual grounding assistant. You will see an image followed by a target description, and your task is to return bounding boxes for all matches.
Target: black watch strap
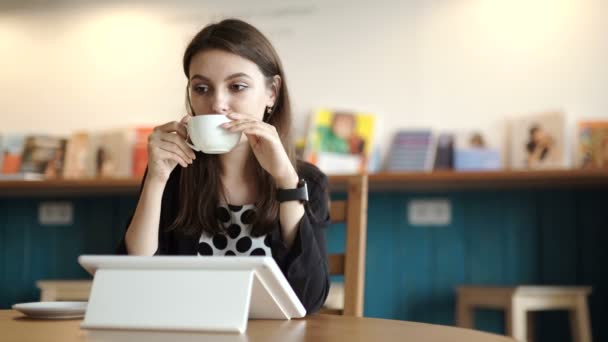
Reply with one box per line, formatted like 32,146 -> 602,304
277,179 -> 309,203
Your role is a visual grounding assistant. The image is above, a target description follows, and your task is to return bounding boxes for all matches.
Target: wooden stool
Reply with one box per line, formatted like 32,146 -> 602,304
323,282 -> 345,313
456,286 -> 592,342
36,280 -> 92,302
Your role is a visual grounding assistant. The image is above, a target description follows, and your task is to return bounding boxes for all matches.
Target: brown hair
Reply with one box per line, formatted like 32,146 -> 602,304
169,19 -> 295,237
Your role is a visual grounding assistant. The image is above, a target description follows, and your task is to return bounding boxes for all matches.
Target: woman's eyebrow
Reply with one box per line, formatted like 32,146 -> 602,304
190,74 -> 210,82
225,72 -> 252,81
190,73 -> 253,82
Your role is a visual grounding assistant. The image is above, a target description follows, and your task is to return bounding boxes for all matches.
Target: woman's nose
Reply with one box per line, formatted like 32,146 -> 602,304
211,92 -> 230,114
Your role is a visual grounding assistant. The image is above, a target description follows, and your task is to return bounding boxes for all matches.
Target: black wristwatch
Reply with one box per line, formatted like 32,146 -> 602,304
277,179 -> 309,203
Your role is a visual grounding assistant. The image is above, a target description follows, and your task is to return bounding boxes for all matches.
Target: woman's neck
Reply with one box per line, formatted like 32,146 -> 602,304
218,142 -> 258,205
219,141 -> 252,181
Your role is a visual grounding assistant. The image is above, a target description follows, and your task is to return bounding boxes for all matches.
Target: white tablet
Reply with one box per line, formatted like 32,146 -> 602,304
78,255 -> 306,332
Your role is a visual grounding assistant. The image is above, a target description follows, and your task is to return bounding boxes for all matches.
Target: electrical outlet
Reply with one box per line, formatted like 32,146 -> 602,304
38,202 -> 74,225
407,199 -> 451,226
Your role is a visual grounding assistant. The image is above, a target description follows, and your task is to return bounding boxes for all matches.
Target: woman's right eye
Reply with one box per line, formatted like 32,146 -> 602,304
193,85 -> 208,94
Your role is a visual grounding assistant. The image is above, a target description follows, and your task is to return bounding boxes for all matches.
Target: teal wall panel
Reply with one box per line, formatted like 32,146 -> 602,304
503,191 -> 539,284
463,192 -> 506,333
362,193 -> 401,318
429,193 -> 465,326
536,191 -> 579,342
577,190 -> 608,342
399,193 -> 434,324
0,189 -> 605,342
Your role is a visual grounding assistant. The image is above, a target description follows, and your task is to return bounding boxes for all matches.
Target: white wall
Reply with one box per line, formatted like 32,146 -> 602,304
1,0 -> 607,162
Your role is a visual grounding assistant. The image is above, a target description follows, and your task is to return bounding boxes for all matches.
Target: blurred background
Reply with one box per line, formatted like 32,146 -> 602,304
1,0 -> 606,162
0,1 -> 606,341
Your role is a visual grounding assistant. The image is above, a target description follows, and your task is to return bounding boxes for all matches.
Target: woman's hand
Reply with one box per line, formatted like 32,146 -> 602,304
222,112 -> 298,188
147,115 -> 197,183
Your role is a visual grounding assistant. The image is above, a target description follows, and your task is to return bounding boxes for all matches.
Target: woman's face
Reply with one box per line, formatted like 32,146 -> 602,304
187,49 -> 278,120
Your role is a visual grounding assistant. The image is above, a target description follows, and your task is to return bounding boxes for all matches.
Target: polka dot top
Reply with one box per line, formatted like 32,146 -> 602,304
196,204 -> 272,257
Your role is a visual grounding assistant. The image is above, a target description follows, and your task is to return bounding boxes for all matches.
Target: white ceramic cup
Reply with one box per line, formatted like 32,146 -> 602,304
186,114 -> 241,154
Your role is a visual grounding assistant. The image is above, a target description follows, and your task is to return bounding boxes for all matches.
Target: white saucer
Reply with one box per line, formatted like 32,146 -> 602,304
12,301 -> 87,319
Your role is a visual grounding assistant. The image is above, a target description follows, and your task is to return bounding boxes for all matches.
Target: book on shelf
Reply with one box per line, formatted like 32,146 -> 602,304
0,172 -> 44,181
433,133 -> 454,170
453,131 -> 502,171
97,129 -> 135,178
303,109 -> 376,174
132,127 -> 154,178
508,111 -> 566,170
1,134 -> 26,174
578,121 -> 608,169
63,132 -> 98,179
19,135 -> 67,179
385,130 -> 435,172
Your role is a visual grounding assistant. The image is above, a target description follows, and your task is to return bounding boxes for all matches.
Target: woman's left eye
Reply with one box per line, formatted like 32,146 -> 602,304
231,83 -> 248,91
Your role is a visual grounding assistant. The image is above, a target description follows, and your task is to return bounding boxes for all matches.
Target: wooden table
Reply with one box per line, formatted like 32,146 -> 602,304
2,310 -> 515,342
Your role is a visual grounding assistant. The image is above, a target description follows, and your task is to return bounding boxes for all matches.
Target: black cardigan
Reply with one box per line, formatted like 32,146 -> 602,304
116,161 -> 331,314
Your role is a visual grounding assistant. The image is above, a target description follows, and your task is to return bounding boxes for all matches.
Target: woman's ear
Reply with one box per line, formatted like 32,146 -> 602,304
266,75 -> 282,108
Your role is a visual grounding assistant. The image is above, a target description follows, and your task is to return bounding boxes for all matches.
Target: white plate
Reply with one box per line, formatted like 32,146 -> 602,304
12,301 -> 87,319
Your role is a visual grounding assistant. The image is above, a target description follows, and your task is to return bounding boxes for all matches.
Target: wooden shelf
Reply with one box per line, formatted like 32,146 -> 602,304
0,178 -> 143,197
0,170 -> 606,197
362,169 -> 608,191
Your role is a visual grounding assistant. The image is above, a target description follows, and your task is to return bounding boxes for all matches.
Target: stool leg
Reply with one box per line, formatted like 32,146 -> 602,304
526,311 -> 535,342
570,296 -> 592,342
40,289 -> 56,302
457,297 -> 474,329
508,298 -> 528,342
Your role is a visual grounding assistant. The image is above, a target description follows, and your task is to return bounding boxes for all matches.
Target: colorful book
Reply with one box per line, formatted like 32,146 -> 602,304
1,135 -> 26,174
385,130 -> 435,172
304,109 -> 375,174
578,121 -> 608,169
20,135 -> 66,176
132,127 -> 154,178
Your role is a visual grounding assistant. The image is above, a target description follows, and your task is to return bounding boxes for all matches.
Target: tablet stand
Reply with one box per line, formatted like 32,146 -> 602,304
80,268 -> 284,333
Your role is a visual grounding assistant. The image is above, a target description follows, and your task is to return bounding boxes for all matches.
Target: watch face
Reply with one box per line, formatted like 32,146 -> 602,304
302,181 -> 309,201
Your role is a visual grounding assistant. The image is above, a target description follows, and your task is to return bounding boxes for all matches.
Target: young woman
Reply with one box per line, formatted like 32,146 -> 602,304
117,19 -> 330,313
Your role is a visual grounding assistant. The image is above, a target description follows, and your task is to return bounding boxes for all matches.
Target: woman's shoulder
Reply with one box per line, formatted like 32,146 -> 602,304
296,160 -> 328,189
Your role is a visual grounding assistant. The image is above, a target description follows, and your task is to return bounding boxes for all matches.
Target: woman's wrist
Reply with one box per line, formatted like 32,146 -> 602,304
275,168 -> 299,189
144,171 -> 170,191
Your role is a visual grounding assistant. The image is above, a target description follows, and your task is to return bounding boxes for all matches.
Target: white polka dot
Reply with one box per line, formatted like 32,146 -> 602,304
197,204 -> 271,257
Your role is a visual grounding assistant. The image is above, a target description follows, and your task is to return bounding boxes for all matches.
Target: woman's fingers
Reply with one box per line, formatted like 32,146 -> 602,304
180,115 -> 192,124
242,126 -> 275,141
150,137 -> 192,167
225,120 -> 276,136
155,149 -> 189,168
155,120 -> 188,139
222,118 -> 258,131
156,140 -> 193,165
160,133 -> 196,160
153,141 -> 190,167
226,112 -> 257,121
226,121 -> 279,145
179,115 -> 192,138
